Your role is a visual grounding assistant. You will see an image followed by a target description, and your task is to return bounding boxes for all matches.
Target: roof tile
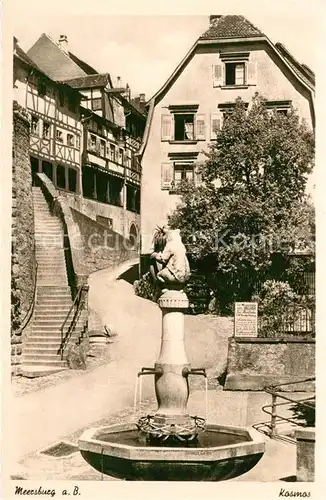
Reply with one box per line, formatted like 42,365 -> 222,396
200,15 -> 264,40
63,74 -> 111,89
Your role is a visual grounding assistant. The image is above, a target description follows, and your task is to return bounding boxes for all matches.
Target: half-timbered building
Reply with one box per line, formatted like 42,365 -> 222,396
14,38 -> 83,194
26,33 -> 146,239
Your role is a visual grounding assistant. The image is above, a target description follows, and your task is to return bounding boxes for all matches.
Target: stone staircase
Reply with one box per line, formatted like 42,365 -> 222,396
20,187 -> 86,378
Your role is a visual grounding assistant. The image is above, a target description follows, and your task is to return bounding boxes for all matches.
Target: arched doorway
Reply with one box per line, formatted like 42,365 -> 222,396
129,223 -> 138,250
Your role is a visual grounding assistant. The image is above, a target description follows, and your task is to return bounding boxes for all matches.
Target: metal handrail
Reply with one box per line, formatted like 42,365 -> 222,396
58,284 -> 88,360
18,259 -> 38,334
253,377 -> 315,442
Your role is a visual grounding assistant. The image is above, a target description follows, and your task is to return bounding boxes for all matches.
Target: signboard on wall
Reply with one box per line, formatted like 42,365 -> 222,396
234,302 -> 258,337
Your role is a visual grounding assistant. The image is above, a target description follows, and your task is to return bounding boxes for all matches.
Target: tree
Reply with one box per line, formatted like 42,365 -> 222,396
169,94 -> 315,311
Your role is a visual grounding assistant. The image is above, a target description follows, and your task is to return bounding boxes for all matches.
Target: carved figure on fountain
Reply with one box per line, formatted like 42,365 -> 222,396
151,228 -> 191,292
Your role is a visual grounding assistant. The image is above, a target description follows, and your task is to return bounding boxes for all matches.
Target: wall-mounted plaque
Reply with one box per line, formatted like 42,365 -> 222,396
234,302 -> 258,337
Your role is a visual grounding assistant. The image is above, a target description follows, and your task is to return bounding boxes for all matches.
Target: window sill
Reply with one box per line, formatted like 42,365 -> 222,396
220,85 -> 250,90
168,140 -> 198,145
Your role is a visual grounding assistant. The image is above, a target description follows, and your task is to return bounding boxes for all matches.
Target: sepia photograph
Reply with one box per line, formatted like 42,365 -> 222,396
2,0 -> 323,498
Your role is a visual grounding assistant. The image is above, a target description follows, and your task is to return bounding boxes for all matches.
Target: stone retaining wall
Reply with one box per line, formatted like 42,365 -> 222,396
224,337 -> 315,391
11,102 -> 36,374
70,208 -> 138,274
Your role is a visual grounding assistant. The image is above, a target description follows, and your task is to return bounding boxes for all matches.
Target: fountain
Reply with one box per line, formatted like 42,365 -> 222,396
79,229 -> 265,481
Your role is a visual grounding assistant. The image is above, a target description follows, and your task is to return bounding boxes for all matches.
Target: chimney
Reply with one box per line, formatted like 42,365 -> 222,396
209,15 -> 222,25
58,35 -> 68,54
139,93 -> 145,103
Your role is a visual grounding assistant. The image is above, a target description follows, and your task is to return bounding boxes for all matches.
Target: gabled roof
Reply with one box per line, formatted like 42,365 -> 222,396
63,73 -> 111,89
199,15 -> 264,40
68,52 -> 98,75
275,43 -> 315,89
27,33 -> 86,81
14,38 -> 53,80
139,15 -> 315,157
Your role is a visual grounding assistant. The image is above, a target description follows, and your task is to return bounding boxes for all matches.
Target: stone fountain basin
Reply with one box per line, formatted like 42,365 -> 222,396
79,422 -> 265,481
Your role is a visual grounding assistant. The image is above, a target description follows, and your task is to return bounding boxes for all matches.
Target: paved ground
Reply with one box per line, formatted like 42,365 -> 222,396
9,267 -> 303,482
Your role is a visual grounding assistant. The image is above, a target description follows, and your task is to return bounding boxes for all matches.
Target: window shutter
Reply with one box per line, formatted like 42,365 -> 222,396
161,162 -> 174,190
212,64 -> 224,87
211,113 -> 222,140
247,61 -> 257,85
161,114 -> 174,141
195,114 -> 206,140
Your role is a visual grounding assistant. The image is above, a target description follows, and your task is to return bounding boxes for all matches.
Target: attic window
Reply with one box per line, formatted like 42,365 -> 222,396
225,63 -> 245,86
91,98 -> 102,111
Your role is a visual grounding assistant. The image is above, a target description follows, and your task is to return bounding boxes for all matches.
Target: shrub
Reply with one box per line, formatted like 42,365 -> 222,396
290,400 -> 315,427
253,280 -> 297,337
133,273 -> 156,301
253,280 -> 315,337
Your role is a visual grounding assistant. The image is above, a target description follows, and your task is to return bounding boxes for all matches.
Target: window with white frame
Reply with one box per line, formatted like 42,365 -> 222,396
213,53 -> 257,88
161,160 -> 202,191
89,134 -> 97,152
173,163 -> 194,185
225,62 -> 245,86
161,107 -> 206,142
31,116 -> 39,136
118,148 -> 124,164
265,100 -> 292,116
100,139 -> 106,157
174,114 -> 195,141
67,133 -> 75,147
110,144 -> 116,162
56,129 -> 63,143
42,122 -> 50,139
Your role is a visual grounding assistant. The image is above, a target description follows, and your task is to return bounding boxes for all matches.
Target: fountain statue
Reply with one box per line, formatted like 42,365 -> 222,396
79,228 -> 265,480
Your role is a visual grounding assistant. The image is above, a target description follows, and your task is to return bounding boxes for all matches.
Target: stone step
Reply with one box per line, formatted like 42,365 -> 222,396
38,281 -> 69,286
33,319 -> 68,326
31,326 -> 82,333
37,276 -> 68,281
19,365 -> 67,378
36,259 -> 66,264
22,351 -> 63,359
36,295 -> 71,301
20,359 -> 67,367
27,336 -> 66,342
34,315 -> 70,322
25,341 -> 64,349
23,347 -> 62,355
36,305 -> 72,313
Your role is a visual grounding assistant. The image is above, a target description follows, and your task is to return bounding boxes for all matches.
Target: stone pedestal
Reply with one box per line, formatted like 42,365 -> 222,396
153,290 -> 191,427
295,428 -> 315,481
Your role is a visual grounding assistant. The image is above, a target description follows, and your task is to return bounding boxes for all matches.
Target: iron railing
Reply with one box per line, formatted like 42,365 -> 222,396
58,283 -> 89,360
17,257 -> 38,334
253,377 -> 315,444
258,305 -> 315,338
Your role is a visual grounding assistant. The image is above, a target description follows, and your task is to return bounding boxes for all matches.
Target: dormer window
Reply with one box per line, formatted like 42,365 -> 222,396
225,62 -> 245,86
